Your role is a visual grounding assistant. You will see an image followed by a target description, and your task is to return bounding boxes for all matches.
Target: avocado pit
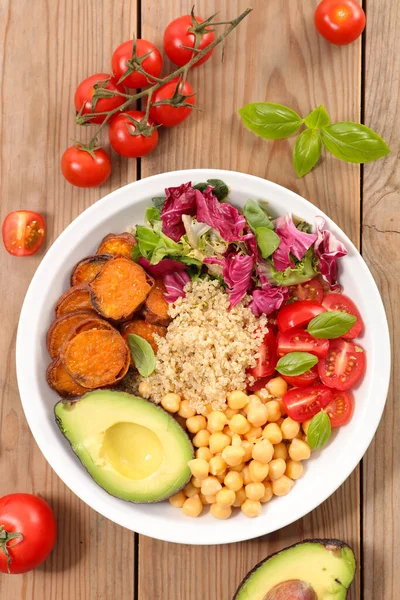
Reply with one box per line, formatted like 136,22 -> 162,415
264,580 -> 317,600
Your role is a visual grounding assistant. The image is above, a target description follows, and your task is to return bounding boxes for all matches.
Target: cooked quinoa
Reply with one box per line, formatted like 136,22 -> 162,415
142,278 -> 268,413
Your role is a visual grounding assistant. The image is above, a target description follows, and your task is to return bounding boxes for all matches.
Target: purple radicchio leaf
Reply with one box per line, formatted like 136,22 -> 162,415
196,186 -> 251,242
314,216 -> 347,289
160,182 -> 197,242
206,253 -> 255,307
245,229 -> 261,262
163,271 -> 191,303
138,257 -> 187,277
272,213 -> 317,272
249,285 -> 289,317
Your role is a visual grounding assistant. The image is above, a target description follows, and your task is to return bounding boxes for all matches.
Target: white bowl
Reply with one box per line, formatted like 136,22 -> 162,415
16,169 -> 390,545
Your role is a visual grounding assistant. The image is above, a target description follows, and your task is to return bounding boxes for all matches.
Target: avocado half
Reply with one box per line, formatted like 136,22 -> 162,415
55,390 -> 194,503
233,539 -> 356,600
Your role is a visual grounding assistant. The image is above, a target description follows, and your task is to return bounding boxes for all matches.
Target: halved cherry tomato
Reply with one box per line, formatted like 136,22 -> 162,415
111,39 -> 163,89
315,0 -> 366,46
2,211 -> 46,257
282,384 -> 333,422
281,365 -> 319,388
277,300 -> 326,332
74,73 -> 126,124
277,328 -> 329,359
247,376 -> 274,393
163,14 -> 215,67
325,389 -> 354,426
288,279 -> 324,303
247,329 -> 277,379
318,339 -> 366,391
322,293 -> 364,339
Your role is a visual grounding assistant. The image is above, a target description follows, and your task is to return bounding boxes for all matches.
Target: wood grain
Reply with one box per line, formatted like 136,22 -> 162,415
139,2 -> 361,599
0,0 -> 136,598
362,1 -> 400,598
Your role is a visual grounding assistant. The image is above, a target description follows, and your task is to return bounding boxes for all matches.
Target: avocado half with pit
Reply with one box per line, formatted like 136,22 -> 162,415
55,390 -> 194,502
233,539 -> 356,600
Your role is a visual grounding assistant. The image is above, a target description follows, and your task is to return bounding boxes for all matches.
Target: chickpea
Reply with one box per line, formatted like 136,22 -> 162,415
203,494 -> 217,504
223,425 -> 233,437
188,458 -> 209,480
231,433 -> 242,447
186,415 -> 207,434
196,447 -> 212,461
178,399 -> 196,419
227,390 -> 249,409
229,414 -> 251,435
266,376 -> 288,397
217,473 -> 226,484
247,403 -> 269,427
281,417 -> 301,440
276,417 -> 285,427
262,423 -> 283,445
269,458 -> 286,480
244,426 -> 263,442
209,432 -> 231,454
191,477 -> 203,488
285,460 -> 304,480
161,392 -> 181,413
230,462 -> 245,472
273,442 -> 289,460
216,487 -> 236,507
242,465 -> 252,485
222,445 -> 246,467
138,381 -> 151,398
169,491 -> 186,508
207,411 -> 227,432
272,475 -> 294,496
225,407 -> 239,419
201,476 -> 222,497
260,481 -> 273,503
248,460 -> 269,482
192,429 -> 211,448
210,503 -> 232,520
224,470 -> 244,492
241,499 -> 262,518
199,493 -> 209,505
242,440 -> 254,462
289,438 -> 311,461
252,439 -> 274,464
209,455 -> 227,476
255,388 -> 270,401
245,482 -> 265,501
184,482 -> 198,498
302,419 -> 312,435
182,494 -> 203,517
233,488 -> 247,507
265,400 -> 281,422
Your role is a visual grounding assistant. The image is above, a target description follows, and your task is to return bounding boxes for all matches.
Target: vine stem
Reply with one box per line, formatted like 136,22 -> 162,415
83,7 -> 253,146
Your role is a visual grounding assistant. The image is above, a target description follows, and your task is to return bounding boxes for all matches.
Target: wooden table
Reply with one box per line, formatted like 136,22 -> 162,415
1,1 -> 398,598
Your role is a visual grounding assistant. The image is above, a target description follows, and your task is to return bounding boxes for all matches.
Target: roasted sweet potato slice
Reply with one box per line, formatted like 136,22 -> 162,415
55,284 -> 92,316
89,257 -> 154,321
70,254 -> 113,286
96,232 -> 136,259
143,278 -> 171,326
46,309 -> 97,359
120,319 -> 167,365
61,328 -> 129,388
46,358 -> 87,398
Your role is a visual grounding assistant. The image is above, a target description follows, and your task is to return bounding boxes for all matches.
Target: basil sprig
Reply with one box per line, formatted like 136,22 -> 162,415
256,227 -> 280,259
307,410 -> 332,450
243,199 -> 274,231
127,334 -> 156,377
276,352 -> 318,376
238,102 -> 390,178
307,311 -> 356,339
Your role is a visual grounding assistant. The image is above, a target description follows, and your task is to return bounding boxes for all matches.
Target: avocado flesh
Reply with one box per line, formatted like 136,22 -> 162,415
55,390 -> 194,502
234,540 -> 356,600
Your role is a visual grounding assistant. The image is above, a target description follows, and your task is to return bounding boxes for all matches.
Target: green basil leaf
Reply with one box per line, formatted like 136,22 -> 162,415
305,105 -> 330,129
194,179 -> 229,202
127,334 -> 156,377
152,196 -> 166,210
307,411 -> 331,450
307,310 -> 356,339
255,227 -> 280,258
243,199 -> 274,232
276,352 -> 318,376
321,122 -> 390,163
293,129 -> 322,178
239,102 -> 303,140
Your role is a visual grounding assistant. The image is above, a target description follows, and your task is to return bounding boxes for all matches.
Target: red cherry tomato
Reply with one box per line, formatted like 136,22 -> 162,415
325,389 -> 354,426
0,494 -> 56,574
318,339 -> 366,391
315,0 -> 366,45
277,328 -> 329,359
247,329 -> 277,379
322,293 -> 364,339
2,211 -> 46,257
247,376 -> 274,393
163,14 -> 215,67
111,39 -> 163,89
109,111 -> 159,158
288,279 -> 324,303
281,365 -> 319,388
149,78 -> 195,127
61,146 -> 112,188
283,384 -> 333,422
74,73 -> 126,124
277,300 -> 326,333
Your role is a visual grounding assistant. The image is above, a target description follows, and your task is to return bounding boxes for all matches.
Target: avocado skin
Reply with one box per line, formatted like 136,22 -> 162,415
233,539 -> 356,600
54,391 -> 194,503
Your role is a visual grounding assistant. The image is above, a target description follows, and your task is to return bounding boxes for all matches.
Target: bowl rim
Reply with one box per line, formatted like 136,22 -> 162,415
16,168 -> 391,545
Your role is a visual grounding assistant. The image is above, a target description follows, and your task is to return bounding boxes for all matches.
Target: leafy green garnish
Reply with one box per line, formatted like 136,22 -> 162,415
255,227 -> 280,259
307,311 -> 356,339
239,102 -> 303,140
293,129 -> 322,178
269,248 -> 319,286
307,411 -> 331,450
304,105 -> 330,129
321,122 -> 390,163
152,197 -> 166,211
243,199 -> 274,232
193,179 -> 229,201
276,352 -> 318,376
127,334 -> 156,377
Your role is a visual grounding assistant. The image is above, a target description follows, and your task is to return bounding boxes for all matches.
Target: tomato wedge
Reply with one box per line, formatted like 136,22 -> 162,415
288,279 -> 324,302
282,384 -> 333,422
322,293 -> 364,339
325,389 -> 354,426
247,376 -> 274,393
2,211 -> 46,256
277,328 -> 329,359
277,300 -> 326,332
281,365 -> 319,388
318,339 -> 366,391
247,329 -> 277,379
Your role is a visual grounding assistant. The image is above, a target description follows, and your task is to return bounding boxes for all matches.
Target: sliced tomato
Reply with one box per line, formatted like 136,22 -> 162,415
277,328 -> 329,359
282,384 -> 333,422
2,211 -> 46,256
277,300 -> 326,332
247,376 -> 274,393
322,293 -> 364,339
281,365 -> 319,388
247,329 -> 277,379
318,339 -> 366,391
325,389 -> 354,426
288,279 -> 324,302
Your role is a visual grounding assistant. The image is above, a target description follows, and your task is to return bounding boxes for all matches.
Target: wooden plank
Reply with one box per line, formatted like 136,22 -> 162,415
0,0 -> 137,597
139,1 -> 361,599
362,1 -> 400,598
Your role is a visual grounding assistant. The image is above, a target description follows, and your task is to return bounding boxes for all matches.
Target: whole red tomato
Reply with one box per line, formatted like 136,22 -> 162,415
164,14 -> 215,67
2,211 -> 46,257
0,494 -> 57,574
109,111 -> 159,158
315,0 -> 366,45
111,39 -> 163,89
74,73 -> 126,124
61,146 -> 112,188
149,78 -> 195,127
